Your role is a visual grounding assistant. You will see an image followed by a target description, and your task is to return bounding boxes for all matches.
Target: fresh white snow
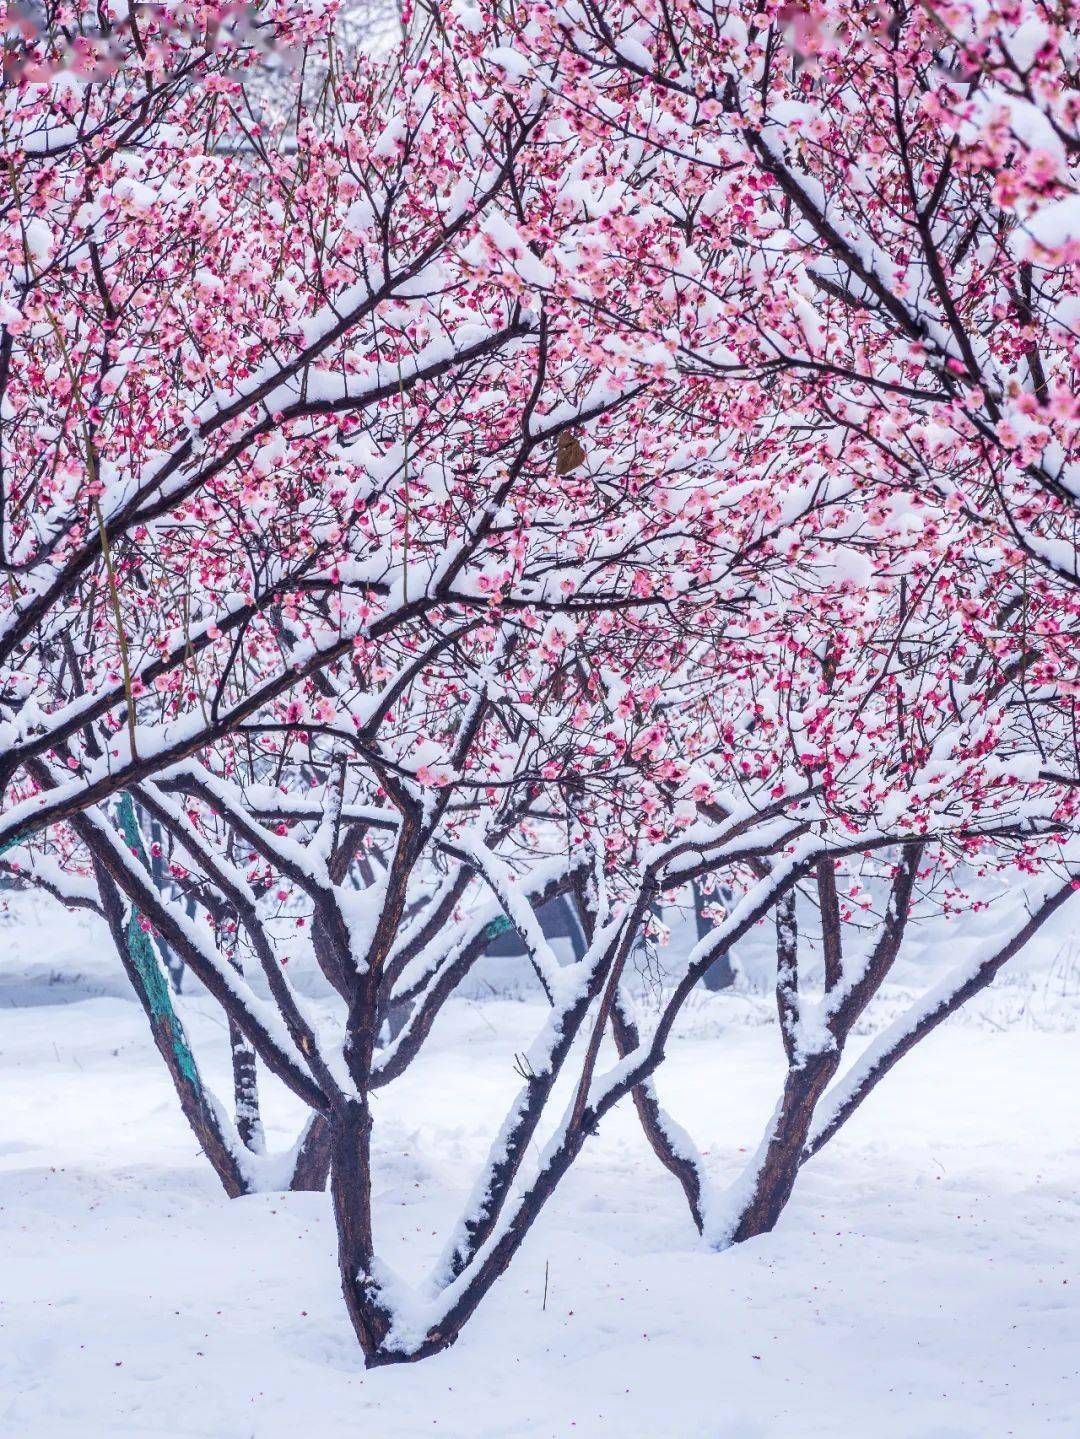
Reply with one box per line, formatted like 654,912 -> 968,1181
1,896 -> 1078,1438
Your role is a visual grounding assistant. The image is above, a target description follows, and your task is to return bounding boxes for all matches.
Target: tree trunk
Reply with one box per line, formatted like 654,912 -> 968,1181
289,1112 -> 332,1191
330,1099 -> 395,1364
729,1049 -> 839,1243
230,1019 -> 264,1153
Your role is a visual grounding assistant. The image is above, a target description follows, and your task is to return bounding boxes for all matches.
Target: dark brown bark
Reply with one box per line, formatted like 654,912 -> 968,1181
399,1120 -> 595,1364
289,1113 -> 332,1191
130,780 -> 340,1106
333,859 -> 816,1365
830,845 -> 925,1036
70,803 -> 328,1110
816,860 -> 843,991
572,881 -> 705,1226
414,869 -> 817,1356
330,1099 -> 394,1363
728,1049 -> 840,1243
730,844 -> 926,1242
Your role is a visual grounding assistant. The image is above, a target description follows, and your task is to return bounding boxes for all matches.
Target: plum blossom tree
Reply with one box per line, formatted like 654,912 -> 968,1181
621,838 -> 1080,1247
2,0 -> 1079,1367
604,482 -> 1080,1243
0,0 -> 547,1193
449,0 -> 1080,1248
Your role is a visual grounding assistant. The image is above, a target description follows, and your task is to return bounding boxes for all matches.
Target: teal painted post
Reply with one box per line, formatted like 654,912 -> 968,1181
483,913 -> 513,942
116,794 -> 202,1094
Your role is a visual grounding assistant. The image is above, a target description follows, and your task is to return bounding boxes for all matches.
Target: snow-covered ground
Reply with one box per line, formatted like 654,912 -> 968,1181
2,895 -> 1078,1438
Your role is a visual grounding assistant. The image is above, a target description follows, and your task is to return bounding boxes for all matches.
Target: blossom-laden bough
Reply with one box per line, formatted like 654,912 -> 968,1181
510,0 -> 1078,587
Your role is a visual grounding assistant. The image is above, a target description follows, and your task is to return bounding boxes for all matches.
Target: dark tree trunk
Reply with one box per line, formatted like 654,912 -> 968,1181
729,1049 -> 839,1242
289,1112 -> 332,1191
330,1098 -> 395,1363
